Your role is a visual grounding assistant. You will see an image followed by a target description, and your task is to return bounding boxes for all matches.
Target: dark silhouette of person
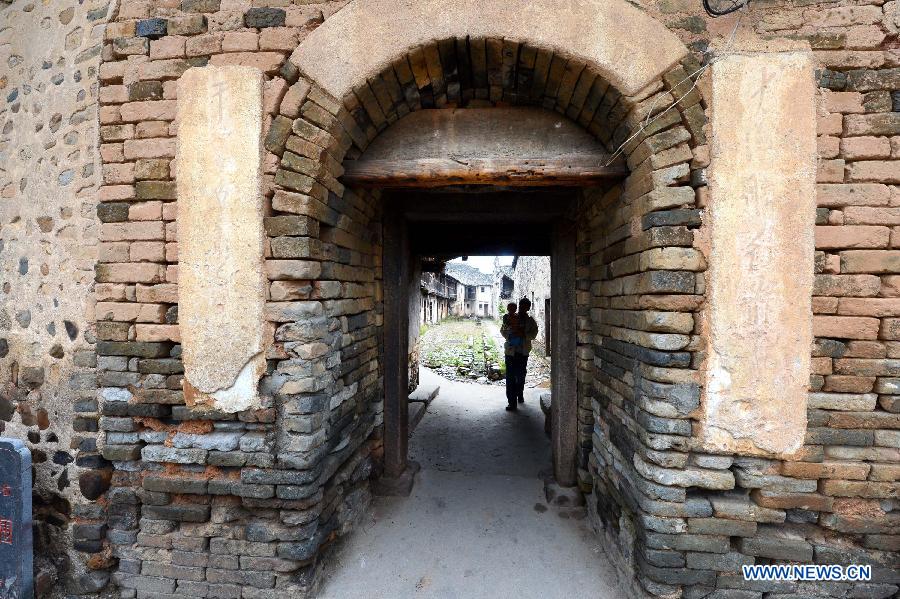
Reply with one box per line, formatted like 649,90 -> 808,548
500,297 -> 538,411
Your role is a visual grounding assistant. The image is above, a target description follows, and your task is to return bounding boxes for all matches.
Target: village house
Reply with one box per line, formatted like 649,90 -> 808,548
443,262 -> 495,319
491,262 -> 515,315
418,270 -> 456,325
512,255 -> 552,351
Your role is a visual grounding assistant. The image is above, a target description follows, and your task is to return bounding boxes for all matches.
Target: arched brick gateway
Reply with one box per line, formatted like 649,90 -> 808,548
81,1 -> 895,598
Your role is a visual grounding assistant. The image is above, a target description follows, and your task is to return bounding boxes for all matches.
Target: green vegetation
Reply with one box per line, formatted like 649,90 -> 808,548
421,319 -> 504,380
483,334 -> 504,376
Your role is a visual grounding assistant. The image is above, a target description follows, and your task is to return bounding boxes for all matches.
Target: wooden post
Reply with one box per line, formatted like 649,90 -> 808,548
382,205 -> 410,480
551,219 -> 577,487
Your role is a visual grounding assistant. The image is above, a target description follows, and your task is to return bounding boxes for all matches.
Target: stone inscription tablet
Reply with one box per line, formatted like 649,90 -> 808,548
0,438 -> 33,599
702,52 -> 817,456
176,66 -> 267,413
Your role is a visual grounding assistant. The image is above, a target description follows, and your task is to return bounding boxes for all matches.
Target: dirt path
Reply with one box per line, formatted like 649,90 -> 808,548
317,369 -> 619,599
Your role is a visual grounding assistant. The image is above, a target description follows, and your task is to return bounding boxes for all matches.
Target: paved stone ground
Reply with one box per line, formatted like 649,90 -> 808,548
317,369 -> 619,599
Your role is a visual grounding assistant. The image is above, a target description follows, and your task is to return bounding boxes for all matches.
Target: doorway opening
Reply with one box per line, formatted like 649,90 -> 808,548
380,188 -> 589,491
319,189 -> 624,597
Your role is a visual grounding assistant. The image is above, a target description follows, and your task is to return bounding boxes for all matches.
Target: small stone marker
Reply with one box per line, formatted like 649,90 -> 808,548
0,438 -> 33,599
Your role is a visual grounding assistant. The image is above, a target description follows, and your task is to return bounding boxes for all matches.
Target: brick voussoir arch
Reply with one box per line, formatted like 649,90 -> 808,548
289,0 -> 688,102
263,0 -> 705,196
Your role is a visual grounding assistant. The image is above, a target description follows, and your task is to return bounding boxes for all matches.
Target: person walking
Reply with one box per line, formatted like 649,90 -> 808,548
500,297 -> 538,411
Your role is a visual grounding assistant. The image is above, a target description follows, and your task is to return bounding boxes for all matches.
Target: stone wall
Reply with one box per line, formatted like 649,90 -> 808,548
0,0 -> 898,597
0,0 -> 114,593
578,2 -> 900,598
87,2 -> 385,594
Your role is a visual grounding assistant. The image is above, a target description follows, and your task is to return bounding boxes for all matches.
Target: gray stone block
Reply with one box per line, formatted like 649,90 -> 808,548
115,575 -> 176,593
139,519 -> 177,534
641,548 -> 685,568
207,452 -> 248,467
637,556 -> 716,585
276,537 -> 321,562
645,532 -> 730,553
732,469 -> 818,493
276,484 -> 321,501
240,467 -> 322,486
143,475 -> 208,495
142,504 -> 210,523
685,551 -> 754,571
244,7 -> 285,28
171,432 -> 241,452
737,536 -> 813,561
141,446 -> 208,464
710,494 -> 786,523
688,517 -> 757,537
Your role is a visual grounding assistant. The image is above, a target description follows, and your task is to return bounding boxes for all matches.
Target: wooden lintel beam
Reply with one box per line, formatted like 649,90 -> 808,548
342,156 -> 627,188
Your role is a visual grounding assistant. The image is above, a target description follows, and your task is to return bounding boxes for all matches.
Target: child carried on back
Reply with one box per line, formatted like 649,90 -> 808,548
502,302 -> 525,350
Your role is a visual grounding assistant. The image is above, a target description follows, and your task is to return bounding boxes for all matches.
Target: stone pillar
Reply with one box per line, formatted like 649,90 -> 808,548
176,66 -> 267,413
701,52 -> 817,456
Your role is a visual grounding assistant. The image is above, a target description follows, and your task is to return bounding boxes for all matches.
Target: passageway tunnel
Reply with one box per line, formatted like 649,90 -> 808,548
377,195 -> 622,496
344,106 -> 628,493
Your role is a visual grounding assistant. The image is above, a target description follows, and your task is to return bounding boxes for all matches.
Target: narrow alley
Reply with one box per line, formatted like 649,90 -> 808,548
318,368 -> 621,598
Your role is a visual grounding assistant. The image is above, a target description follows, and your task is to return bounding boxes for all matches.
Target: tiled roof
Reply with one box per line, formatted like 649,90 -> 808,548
444,262 -> 493,286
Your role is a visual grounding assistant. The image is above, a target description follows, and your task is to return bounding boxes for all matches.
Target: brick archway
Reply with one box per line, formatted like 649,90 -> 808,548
92,2 -> 731,596
264,15 -> 704,492
255,8 -> 708,592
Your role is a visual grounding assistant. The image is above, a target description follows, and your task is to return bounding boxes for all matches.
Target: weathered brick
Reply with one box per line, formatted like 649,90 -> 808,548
814,274 -> 881,297
808,392 -> 877,410
847,161 -> 900,184
244,8 -> 286,29
142,503 -> 211,522
841,251 -> 900,273
265,260 -> 322,280
816,225 -> 890,249
737,535 -> 813,561
96,263 -> 166,283
813,315 -> 880,340
263,216 -> 318,238
97,341 -> 170,358
821,479 -> 899,499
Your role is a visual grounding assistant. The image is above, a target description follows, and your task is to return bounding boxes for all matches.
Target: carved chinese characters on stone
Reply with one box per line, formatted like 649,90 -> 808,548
0,438 -> 32,599
702,52 -> 817,456
176,66 -> 267,412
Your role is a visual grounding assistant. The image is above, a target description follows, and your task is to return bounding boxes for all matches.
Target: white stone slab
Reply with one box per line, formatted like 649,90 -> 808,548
176,66 -> 267,413
291,0 -> 686,100
701,52 -> 817,456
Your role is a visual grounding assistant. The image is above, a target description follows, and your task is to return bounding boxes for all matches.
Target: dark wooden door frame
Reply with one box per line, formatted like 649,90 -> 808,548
380,196 -> 579,490
550,220 -> 578,487
382,204 -> 411,482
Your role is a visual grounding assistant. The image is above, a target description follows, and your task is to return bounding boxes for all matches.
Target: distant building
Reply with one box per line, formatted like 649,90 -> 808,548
419,271 -> 457,325
443,262 -> 495,318
493,264 -> 515,314
512,256 -> 551,351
